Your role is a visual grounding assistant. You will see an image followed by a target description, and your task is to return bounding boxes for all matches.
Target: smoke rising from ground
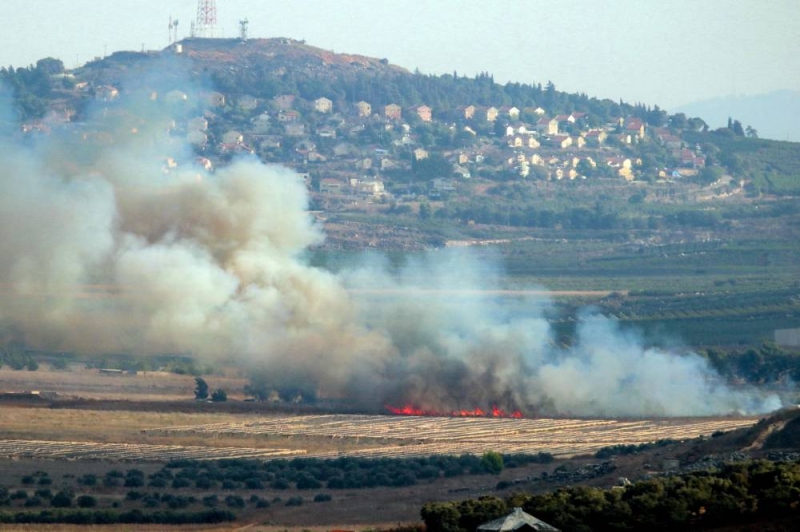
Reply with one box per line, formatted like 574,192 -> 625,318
0,79 -> 784,417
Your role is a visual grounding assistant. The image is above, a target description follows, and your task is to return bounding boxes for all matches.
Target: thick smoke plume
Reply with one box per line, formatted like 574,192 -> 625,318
0,76 -> 784,417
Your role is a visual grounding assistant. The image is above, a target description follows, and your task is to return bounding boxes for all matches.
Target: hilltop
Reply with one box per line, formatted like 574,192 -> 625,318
2,37 -> 800,347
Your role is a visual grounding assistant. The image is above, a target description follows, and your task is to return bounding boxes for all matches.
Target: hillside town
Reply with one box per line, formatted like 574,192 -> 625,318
13,54 -> 716,208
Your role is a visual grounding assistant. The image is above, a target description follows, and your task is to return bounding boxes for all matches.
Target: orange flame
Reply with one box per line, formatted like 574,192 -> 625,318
386,404 -> 523,419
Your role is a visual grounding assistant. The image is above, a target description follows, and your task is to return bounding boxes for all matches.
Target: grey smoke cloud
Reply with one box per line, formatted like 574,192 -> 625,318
0,79 -> 784,417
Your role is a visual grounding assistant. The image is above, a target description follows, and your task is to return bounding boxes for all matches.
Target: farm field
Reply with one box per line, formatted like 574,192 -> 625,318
0,366 -> 249,402
0,404 -> 759,463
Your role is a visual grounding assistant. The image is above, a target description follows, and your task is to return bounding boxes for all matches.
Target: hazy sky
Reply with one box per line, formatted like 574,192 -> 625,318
5,0 -> 799,109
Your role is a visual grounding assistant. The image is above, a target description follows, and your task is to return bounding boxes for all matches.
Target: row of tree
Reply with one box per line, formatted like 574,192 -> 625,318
422,458 -> 800,532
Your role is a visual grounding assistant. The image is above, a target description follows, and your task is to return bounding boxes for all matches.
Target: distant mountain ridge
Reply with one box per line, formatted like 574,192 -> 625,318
674,90 -> 800,142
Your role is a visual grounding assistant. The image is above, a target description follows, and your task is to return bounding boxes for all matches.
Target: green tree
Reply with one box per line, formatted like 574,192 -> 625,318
480,451 -> 504,474
419,201 -> 432,220
211,389 -> 227,402
77,495 -> 97,508
194,377 -> 209,400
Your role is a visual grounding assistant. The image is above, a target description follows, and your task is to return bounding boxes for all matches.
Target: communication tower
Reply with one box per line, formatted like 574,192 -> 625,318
193,0 -> 218,38
168,17 -> 180,44
239,18 -> 249,41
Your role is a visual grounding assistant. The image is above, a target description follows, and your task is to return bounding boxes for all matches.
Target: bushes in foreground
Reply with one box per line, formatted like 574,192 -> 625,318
159,452 -> 554,491
0,508 -> 235,525
422,459 -> 800,532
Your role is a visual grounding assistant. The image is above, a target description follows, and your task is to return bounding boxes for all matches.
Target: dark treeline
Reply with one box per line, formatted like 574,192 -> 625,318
422,459 -> 800,532
0,58 -> 66,119
158,453 -> 553,491
0,508 -> 234,525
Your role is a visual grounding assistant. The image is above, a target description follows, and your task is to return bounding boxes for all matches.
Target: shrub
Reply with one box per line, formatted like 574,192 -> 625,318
244,478 -> 264,490
77,474 -> 98,486
296,474 -> 322,490
37,477 -> 52,486
211,389 -> 227,402
313,493 -> 332,502
195,477 -> 213,489
202,495 -> 218,507
124,477 -> 144,488
270,479 -> 290,490
21,476 -> 35,485
50,490 -> 73,508
285,496 -> 303,506
171,478 -> 191,489
225,495 -> 245,508
481,451 -> 504,474
23,496 -> 43,507
34,489 -> 52,499
125,491 -> 143,501
148,477 -> 167,488
77,495 -> 97,508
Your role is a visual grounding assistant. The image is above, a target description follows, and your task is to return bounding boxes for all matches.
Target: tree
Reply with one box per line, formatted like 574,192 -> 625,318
419,201 -> 432,220
77,495 -> 97,508
745,125 -> 759,138
194,377 -> 209,400
35,57 -> 65,75
211,389 -> 227,402
480,451 -> 504,474
50,489 -> 73,508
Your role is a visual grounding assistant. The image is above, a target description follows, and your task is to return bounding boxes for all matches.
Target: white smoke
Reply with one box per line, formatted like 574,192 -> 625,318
0,77 -> 785,417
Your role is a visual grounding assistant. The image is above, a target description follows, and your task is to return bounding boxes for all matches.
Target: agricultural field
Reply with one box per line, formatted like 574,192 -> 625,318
0,402 -> 759,463
141,414 -> 760,460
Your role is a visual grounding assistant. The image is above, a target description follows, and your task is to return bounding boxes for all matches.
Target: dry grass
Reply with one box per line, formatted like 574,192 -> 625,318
0,406 -> 759,462
0,367 -> 249,401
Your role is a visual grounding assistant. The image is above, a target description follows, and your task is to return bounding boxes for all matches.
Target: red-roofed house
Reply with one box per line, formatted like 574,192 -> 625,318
585,129 -> 607,146
625,117 -> 646,139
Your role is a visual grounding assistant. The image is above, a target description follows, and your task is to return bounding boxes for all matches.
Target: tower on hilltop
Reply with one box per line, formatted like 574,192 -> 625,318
191,0 -> 218,38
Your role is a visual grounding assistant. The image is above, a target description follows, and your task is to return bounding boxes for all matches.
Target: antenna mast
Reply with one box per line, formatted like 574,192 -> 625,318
239,18 -> 249,41
194,0 -> 218,38
168,17 -> 180,44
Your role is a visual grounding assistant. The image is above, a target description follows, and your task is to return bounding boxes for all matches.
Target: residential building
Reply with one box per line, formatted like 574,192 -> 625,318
95,85 -> 119,101
584,129 -> 607,146
355,101 -> 372,117
413,147 -> 429,160
188,117 -> 208,132
536,117 -> 559,136
238,95 -> 258,111
207,91 -> 226,107
456,105 -> 476,120
410,104 -> 432,122
477,106 -> 499,122
278,110 -> 300,122
384,103 -> 402,120
320,178 -> 345,194
222,130 -> 244,144
314,97 -> 333,113
500,106 -> 520,120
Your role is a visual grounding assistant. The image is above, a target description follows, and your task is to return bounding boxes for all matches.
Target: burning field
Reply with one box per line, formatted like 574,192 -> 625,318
0,61 -> 790,421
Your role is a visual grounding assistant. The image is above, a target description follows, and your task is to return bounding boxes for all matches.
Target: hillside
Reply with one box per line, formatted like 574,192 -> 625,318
2,37 -> 800,348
